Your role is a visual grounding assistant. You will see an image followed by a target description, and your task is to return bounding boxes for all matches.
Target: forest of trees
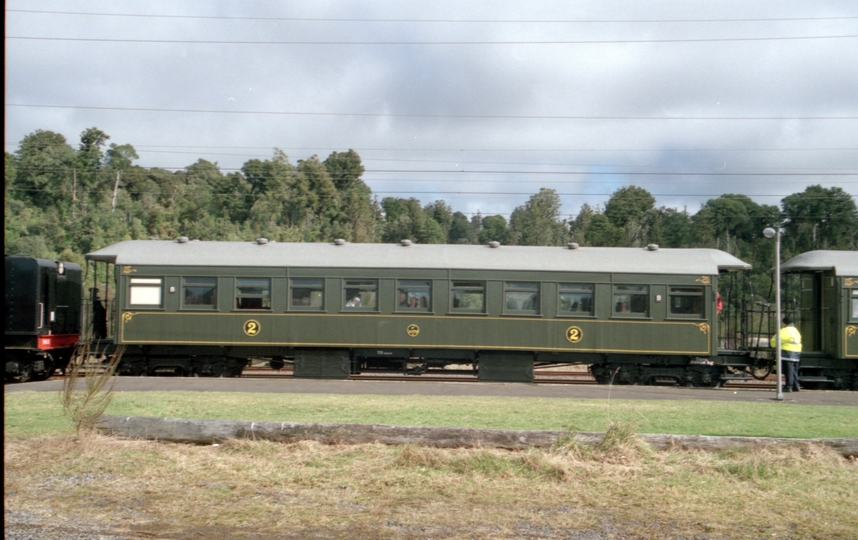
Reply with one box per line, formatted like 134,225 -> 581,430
6,127 -> 858,291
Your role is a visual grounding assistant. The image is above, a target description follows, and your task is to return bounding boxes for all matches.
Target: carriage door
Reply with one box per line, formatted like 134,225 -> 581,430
821,272 -> 838,355
798,273 -> 820,353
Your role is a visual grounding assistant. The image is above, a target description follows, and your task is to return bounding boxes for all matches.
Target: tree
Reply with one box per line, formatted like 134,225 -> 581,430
603,186 -> 657,247
77,127 -> 110,172
381,197 -> 444,243
693,194 -> 759,253
509,188 -> 565,246
12,130 -> 76,209
320,150 -> 379,242
297,156 -> 340,238
323,149 -> 365,191
604,186 -> 655,229
448,211 -> 478,244
568,203 -> 594,245
584,213 -> 623,246
653,208 -> 693,248
782,185 -> 858,253
479,215 -> 511,245
424,200 -> 454,241
105,143 -> 139,170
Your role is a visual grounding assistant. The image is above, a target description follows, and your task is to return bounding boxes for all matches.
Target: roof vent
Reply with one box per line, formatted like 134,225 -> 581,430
256,238 -> 269,245
567,242 -> 579,250
400,239 -> 412,246
333,238 -> 347,246
647,244 -> 659,251
488,241 -> 501,248
177,236 -> 189,244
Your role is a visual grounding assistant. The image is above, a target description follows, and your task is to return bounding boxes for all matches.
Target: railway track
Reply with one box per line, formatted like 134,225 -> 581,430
43,365 -> 777,389
241,366 -> 777,389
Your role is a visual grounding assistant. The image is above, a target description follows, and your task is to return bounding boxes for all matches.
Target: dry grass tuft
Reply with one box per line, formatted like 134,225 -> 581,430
60,340 -> 126,437
395,443 -> 449,469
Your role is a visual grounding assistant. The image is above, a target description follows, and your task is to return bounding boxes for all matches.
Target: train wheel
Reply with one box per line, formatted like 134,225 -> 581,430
687,366 -> 721,388
28,363 -> 55,382
590,364 -> 617,384
15,364 -> 34,383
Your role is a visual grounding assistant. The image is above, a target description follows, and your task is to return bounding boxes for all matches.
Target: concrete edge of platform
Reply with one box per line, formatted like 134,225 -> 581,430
96,415 -> 858,457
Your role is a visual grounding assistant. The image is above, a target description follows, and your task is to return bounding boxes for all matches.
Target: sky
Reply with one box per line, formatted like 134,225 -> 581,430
5,1 -> 858,222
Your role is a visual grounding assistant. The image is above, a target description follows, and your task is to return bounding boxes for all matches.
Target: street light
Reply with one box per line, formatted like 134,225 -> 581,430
763,226 -> 784,401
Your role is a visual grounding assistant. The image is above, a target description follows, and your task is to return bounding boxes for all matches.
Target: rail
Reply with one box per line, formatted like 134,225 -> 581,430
47,365 -> 779,389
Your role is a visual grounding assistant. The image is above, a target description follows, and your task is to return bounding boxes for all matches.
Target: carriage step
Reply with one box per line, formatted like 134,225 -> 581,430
797,376 -> 832,382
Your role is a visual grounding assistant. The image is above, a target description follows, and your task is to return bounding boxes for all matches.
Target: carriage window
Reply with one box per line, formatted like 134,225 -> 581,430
183,278 -> 217,308
852,289 -> 858,320
129,278 -> 162,306
559,284 -> 594,316
344,279 -> 377,310
397,280 -> 431,311
614,285 -> 648,315
236,278 -> 271,310
451,281 -> 485,313
505,282 -> 540,314
669,286 -> 704,317
291,278 -> 324,310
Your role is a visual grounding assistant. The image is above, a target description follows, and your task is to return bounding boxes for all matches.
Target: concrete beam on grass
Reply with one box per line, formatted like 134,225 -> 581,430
96,415 -> 858,457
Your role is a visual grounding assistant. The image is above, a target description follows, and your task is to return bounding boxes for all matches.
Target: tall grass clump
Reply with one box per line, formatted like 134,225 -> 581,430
60,339 -> 125,437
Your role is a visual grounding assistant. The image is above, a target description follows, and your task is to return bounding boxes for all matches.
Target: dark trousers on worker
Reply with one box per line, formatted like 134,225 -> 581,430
782,352 -> 800,392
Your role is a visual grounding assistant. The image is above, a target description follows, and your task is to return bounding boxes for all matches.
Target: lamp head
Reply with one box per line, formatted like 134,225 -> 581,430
762,227 -> 776,239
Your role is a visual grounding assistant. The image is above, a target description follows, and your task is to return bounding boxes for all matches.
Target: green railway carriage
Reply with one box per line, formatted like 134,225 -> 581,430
780,250 -> 858,390
85,238 -> 752,384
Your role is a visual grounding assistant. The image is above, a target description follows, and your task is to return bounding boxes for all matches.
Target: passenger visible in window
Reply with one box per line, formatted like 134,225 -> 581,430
398,292 -> 408,308
346,296 -> 362,308
408,296 -> 419,308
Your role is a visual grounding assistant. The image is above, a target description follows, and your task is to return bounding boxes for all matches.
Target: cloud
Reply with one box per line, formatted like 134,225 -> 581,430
5,0 -> 856,218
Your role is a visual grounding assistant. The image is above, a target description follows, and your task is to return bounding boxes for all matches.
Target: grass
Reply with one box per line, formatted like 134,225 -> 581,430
5,390 -> 858,439
5,390 -> 858,538
5,433 -> 857,539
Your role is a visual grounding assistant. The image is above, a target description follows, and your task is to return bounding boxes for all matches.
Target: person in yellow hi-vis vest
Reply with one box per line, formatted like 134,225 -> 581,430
771,315 -> 802,392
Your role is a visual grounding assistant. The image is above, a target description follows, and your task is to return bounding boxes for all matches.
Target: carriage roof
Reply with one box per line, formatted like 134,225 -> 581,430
86,240 -> 750,275
780,250 -> 858,276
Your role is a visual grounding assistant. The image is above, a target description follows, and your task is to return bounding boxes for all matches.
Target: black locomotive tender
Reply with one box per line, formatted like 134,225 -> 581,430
6,240 -> 857,388
5,256 -> 82,382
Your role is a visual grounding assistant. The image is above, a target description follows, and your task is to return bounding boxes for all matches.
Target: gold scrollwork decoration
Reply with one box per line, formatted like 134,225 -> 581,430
696,323 -> 710,335
123,266 -> 137,274
695,276 -> 711,285
845,278 -> 856,287
847,326 -> 857,338
122,312 -> 133,323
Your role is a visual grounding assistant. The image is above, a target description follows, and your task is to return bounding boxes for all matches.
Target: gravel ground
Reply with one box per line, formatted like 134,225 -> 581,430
5,509 -> 732,539
4,510 -> 134,540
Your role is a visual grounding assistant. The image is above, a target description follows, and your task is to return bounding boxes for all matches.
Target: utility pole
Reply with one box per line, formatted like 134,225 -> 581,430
763,226 -> 784,401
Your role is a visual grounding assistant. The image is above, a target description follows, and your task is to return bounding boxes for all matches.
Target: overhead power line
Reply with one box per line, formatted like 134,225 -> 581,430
7,104 -> 856,121
367,169 -> 858,177
13,164 -> 858,177
8,34 -> 858,45
6,141 -> 858,153
8,186 -> 851,201
9,9 -> 858,24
